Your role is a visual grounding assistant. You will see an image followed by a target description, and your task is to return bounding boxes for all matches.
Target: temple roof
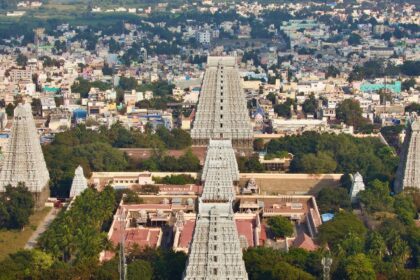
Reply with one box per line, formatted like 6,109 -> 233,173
0,103 -> 50,193
69,165 -> 88,198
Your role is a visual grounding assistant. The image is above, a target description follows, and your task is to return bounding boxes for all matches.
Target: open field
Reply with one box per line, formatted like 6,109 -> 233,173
0,207 -> 51,261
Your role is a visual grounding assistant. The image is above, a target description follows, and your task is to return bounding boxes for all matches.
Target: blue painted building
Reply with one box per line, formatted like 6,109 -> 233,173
360,81 -> 401,93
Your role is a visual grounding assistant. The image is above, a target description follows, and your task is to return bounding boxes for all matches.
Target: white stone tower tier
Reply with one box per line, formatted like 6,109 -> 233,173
395,115 -> 420,192
191,56 -> 253,153
183,140 -> 248,280
0,103 -> 50,208
69,165 -> 88,198
349,172 -> 365,203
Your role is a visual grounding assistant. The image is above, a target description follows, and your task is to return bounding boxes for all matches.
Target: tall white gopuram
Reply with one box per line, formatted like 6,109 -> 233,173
395,114 -> 420,192
191,56 -> 253,153
349,172 -> 365,203
0,103 -> 50,208
183,140 -> 248,280
69,165 -> 88,198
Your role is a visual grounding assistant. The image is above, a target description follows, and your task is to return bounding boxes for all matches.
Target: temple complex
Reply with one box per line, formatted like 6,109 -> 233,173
183,139 -> 248,280
69,165 -> 88,198
395,114 -> 420,192
191,56 -> 253,153
0,103 -> 50,208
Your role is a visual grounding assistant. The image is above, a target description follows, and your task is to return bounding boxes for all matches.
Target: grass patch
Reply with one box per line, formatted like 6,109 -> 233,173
0,207 -> 51,261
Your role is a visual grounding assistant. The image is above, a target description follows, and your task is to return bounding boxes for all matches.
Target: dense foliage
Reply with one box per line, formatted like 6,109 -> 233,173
38,186 -> 115,262
315,184 -> 420,279
0,183 -> 34,229
266,132 -> 398,183
244,247 -> 322,280
153,174 -> 196,185
133,150 -> 201,172
267,216 -> 294,238
44,124 -> 194,197
316,187 -> 351,213
348,60 -> 418,82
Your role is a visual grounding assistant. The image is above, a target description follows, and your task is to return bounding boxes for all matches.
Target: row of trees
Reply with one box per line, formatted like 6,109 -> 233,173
131,150 -> 201,172
153,174 -> 196,185
348,60 -> 419,82
0,247 -> 186,280
38,186 -> 115,262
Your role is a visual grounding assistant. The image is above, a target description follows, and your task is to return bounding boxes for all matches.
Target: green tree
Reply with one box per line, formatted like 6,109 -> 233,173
335,99 -> 366,129
38,186 -> 116,262
393,193 -> 417,225
31,98 -> 42,116
0,249 -> 54,279
0,183 -> 34,229
358,180 -> 394,213
266,92 -> 277,104
237,155 -> 264,172
16,53 -> 28,67
405,102 -> 420,114
316,187 -> 351,213
344,253 -> 376,280
274,102 -> 292,118
127,260 -> 152,280
326,65 -> 340,78
5,103 -> 14,117
402,78 -> 416,91
253,138 -> 265,151
297,152 -> 337,173
272,261 -> 315,280
127,248 -> 187,280
302,94 -> 317,115
318,212 -> 367,250
154,174 -> 196,185
267,216 -> 294,238
119,76 -> 137,91
390,238 -> 411,268
348,33 -> 362,46
400,61 -> 420,76
365,231 -> 387,260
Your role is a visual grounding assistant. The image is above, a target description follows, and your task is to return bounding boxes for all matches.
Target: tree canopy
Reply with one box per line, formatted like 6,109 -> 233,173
0,183 -> 34,229
267,216 -> 294,238
266,132 -> 398,182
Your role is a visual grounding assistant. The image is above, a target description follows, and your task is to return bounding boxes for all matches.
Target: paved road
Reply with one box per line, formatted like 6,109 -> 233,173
25,208 -> 58,249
